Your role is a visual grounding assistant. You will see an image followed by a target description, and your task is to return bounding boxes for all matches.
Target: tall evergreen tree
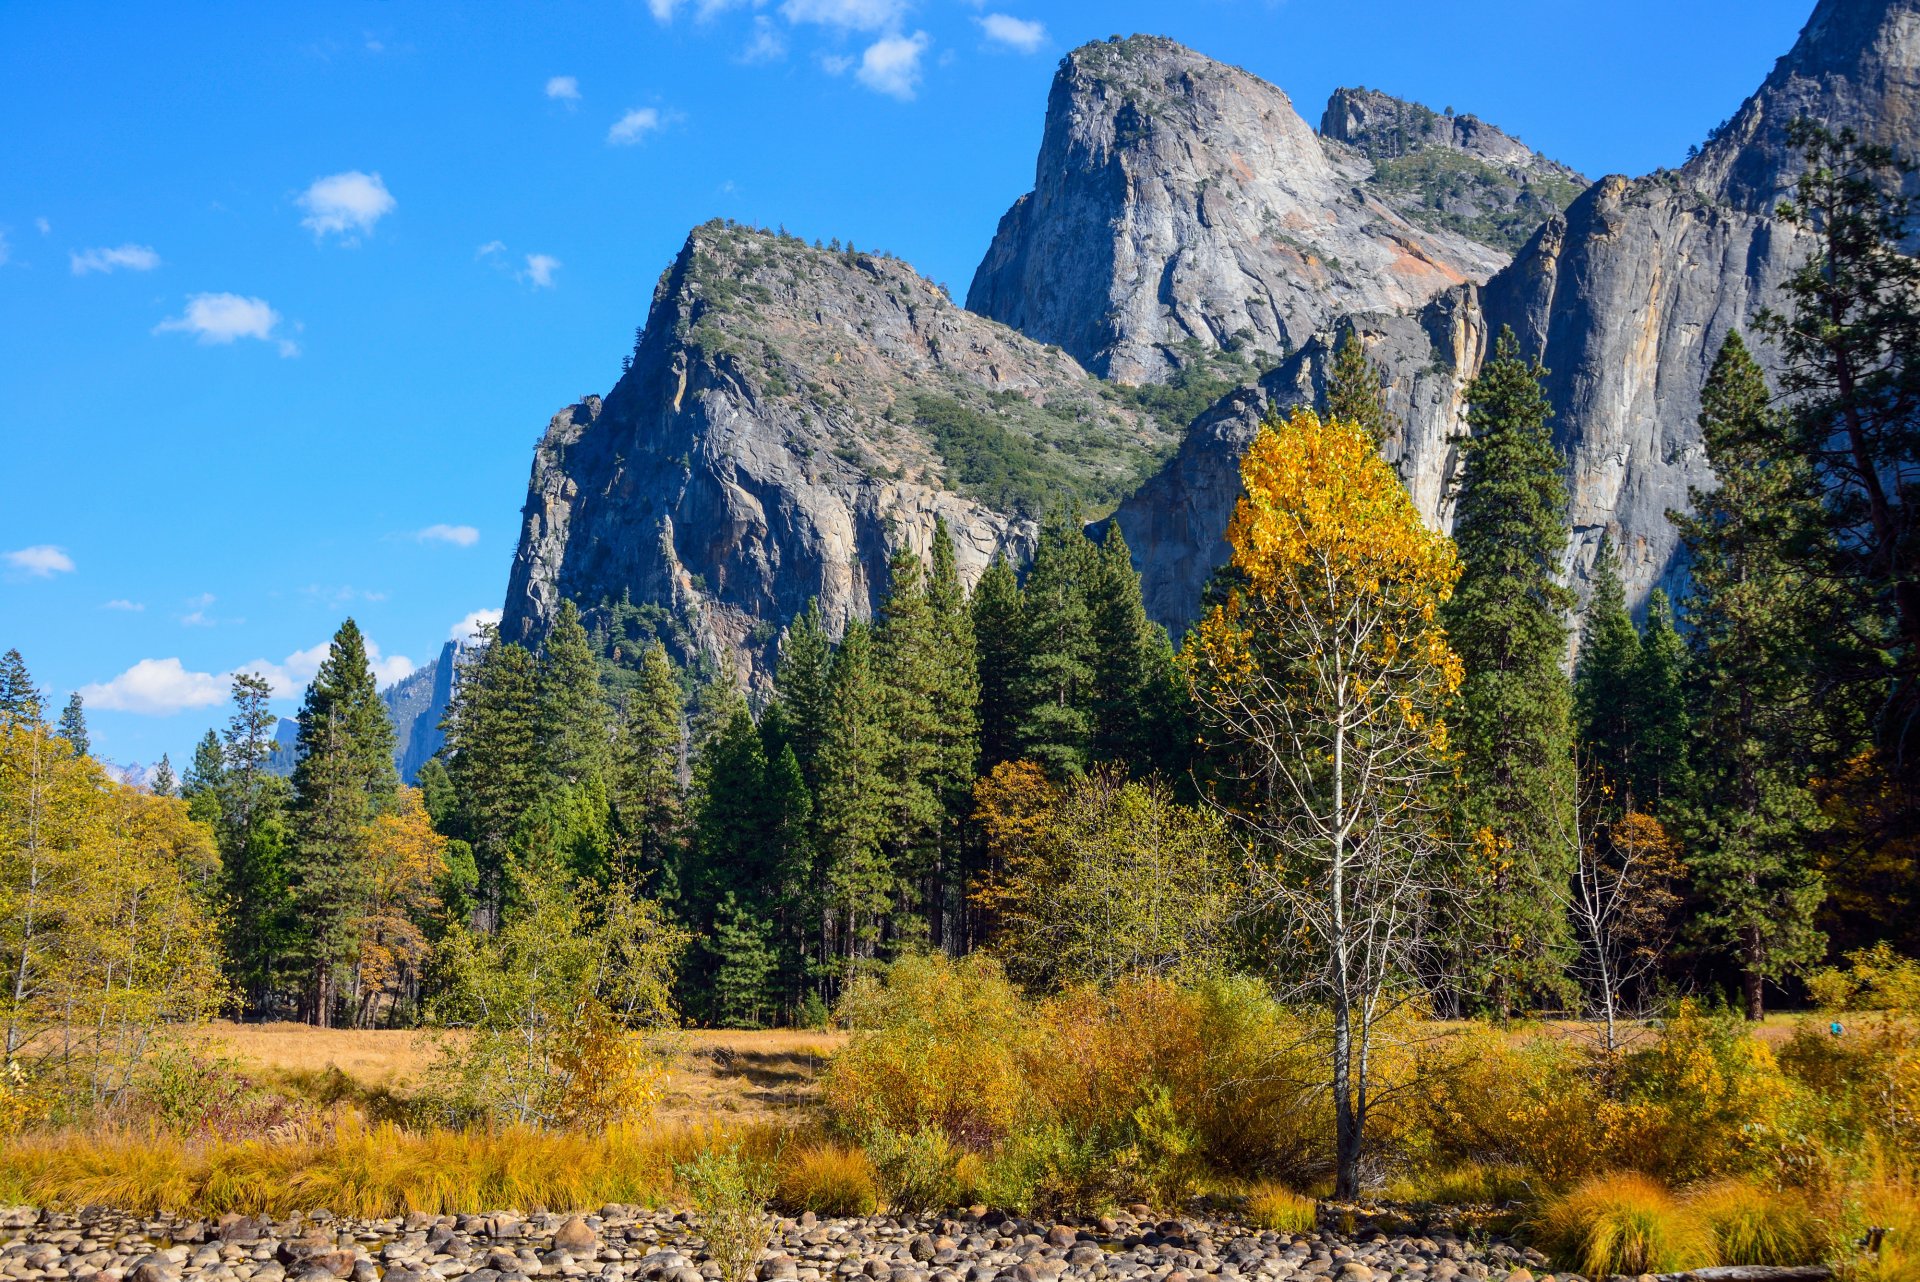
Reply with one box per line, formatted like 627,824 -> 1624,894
704,893 -> 777,1028
1015,506 -> 1097,778
1326,327 -> 1396,447
971,555 -> 1024,773
182,729 -> 226,831
924,520 -> 982,946
0,649 -> 40,728
1672,330 -> 1831,1018
220,672 -> 294,1009
615,640 -> 684,885
150,752 -> 176,798
1574,536 -> 1644,806
876,549 -> 945,900
441,628 -> 543,925
1445,326 -> 1578,1014
55,693 -> 88,758
1634,589 -> 1691,812
288,618 -> 399,1025
1086,523 -> 1188,782
537,599 -> 611,789
813,620 -> 893,968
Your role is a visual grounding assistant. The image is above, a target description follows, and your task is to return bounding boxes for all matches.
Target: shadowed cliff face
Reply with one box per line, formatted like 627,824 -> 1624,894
965,35 -> 1510,385
501,223 -> 1171,686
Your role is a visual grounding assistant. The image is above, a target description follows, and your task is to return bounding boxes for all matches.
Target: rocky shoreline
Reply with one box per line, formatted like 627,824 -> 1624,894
0,1206 -> 1563,1282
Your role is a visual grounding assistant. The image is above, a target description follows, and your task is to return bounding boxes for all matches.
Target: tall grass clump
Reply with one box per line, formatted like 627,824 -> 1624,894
1534,1173 -> 1717,1276
1686,1180 -> 1825,1266
773,1140 -> 878,1217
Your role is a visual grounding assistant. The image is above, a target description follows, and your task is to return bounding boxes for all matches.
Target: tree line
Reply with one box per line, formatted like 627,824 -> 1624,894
11,121 -> 1917,1044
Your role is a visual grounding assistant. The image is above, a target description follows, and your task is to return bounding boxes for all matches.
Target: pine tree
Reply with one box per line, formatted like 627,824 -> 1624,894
1086,523 -> 1188,781
615,640 -> 684,885
288,618 -> 400,1025
441,628 -> 543,925
1574,536 -> 1644,806
689,705 -> 774,910
1015,507 -> 1098,778
220,672 -> 294,1009
1445,326 -> 1578,1014
0,649 -> 40,729
876,549 -> 944,882
55,693 -> 88,758
1634,589 -> 1691,811
537,600 -> 611,789
814,620 -> 893,968
416,756 -> 458,830
923,520 -> 982,946
971,555 -> 1025,773
1326,327 -> 1396,447
182,729 -> 226,830
775,601 -> 835,795
705,893 -> 777,1028
1672,330 -> 1831,1018
150,753 -> 176,798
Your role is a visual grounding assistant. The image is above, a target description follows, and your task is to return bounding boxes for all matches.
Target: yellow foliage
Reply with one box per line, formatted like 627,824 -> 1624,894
773,1140 -> 879,1216
1535,1173 -> 1718,1276
1686,1180 -> 1826,1266
352,788 -> 446,1024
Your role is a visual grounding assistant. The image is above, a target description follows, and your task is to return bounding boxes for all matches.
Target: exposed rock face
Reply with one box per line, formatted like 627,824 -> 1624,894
1321,88 -> 1589,254
1684,0 -> 1920,214
1114,291 -> 1488,638
382,640 -> 467,784
966,36 -> 1509,384
1479,178 -> 1800,605
501,222 -> 1170,684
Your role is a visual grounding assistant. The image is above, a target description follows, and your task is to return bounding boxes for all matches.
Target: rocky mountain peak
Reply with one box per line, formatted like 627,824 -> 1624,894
1686,0 -> 1920,211
502,220 -> 1174,686
966,35 -> 1509,384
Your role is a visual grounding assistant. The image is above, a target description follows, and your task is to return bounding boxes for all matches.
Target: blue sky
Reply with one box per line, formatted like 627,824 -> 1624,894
1,0 -> 1814,771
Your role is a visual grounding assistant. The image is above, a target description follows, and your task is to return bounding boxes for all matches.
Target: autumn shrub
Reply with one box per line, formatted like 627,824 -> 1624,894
1245,1182 -> 1318,1233
678,1145 -> 771,1282
1809,943 -> 1920,1013
1413,1025 -> 1611,1187
1617,1002 -> 1800,1184
824,953 -> 1036,1147
861,1123 -> 961,1213
1686,1180 -> 1825,1266
127,1044 -> 312,1140
1856,1161 -> 1920,1282
1534,1173 -> 1717,1275
773,1140 -> 879,1216
1779,1013 -> 1920,1165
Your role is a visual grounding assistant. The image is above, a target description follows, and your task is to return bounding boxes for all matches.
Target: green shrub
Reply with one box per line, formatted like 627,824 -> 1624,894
677,1146 -> 771,1282
861,1124 -> 959,1214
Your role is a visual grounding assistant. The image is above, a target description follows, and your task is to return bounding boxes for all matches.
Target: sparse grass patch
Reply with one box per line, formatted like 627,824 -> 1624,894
1384,1161 -> 1534,1206
1534,1173 -> 1717,1276
1245,1181 -> 1318,1233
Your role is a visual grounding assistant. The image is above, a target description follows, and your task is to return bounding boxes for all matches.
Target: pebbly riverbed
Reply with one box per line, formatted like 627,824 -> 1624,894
0,1205 -> 1569,1282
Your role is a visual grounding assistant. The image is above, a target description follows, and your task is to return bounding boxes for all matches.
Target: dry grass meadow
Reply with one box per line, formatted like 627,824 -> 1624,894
184,1021 -> 847,1123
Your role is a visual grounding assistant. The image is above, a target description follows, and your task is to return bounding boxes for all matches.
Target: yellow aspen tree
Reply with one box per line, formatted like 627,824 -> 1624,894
1186,407 -> 1463,1200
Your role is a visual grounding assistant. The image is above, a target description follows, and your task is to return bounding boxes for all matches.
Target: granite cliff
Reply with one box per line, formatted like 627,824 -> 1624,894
501,222 -> 1171,684
501,1 -> 1920,670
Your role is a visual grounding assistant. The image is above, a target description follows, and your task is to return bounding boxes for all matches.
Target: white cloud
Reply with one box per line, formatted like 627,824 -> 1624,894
71,244 -> 161,275
978,13 -> 1045,53
608,107 -> 665,145
417,523 -> 480,547
521,253 -> 561,288
449,608 -> 503,644
546,74 -> 580,102
154,293 -> 297,356
367,644 -> 416,686
740,16 -> 787,62
35,217 -> 50,235
647,0 -> 678,18
79,658 -> 228,715
100,599 -> 144,612
856,30 -> 929,99
297,170 -> 395,241
4,545 -> 76,578
242,636 -> 415,700
476,240 -> 507,258
781,0 -> 907,31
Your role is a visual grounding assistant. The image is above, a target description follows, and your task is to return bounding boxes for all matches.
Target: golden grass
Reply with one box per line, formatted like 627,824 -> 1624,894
0,1117 -> 788,1217
1384,1161 -> 1535,1206
1245,1181 -> 1318,1233
773,1140 -> 880,1217
1534,1173 -> 1718,1276
1687,1180 -> 1825,1266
